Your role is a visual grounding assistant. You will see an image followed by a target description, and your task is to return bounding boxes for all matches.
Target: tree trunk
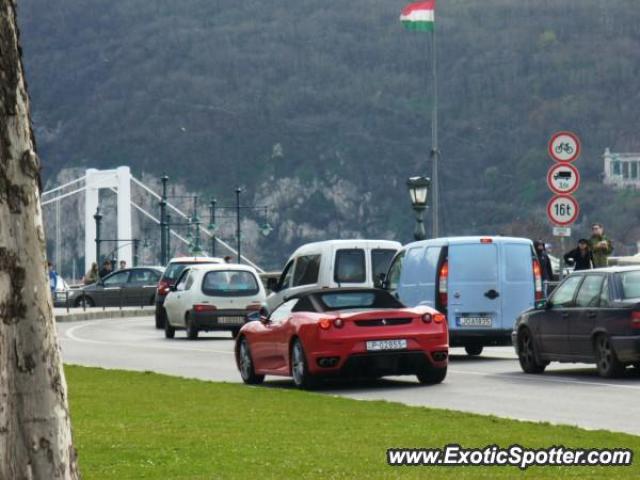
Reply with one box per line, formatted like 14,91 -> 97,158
0,1 -> 80,478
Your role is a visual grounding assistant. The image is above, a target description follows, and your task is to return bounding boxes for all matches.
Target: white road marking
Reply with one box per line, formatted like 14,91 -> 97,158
449,368 -> 640,390
63,321 -> 234,355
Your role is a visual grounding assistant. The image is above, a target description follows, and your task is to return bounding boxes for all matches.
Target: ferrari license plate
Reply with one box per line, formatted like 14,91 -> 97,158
217,316 -> 244,325
457,316 -> 492,327
366,339 -> 407,351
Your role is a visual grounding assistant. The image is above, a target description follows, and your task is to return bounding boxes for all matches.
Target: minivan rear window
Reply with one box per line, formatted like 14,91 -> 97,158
450,244 -> 498,282
504,244 -> 534,282
202,270 -> 259,296
372,249 -> 397,280
334,249 -> 366,283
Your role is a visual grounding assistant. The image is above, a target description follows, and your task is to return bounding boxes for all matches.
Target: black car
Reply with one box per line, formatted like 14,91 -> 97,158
513,267 -> 640,378
66,267 -> 164,308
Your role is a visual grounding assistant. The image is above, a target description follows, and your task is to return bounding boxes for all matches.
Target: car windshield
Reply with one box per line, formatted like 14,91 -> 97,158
619,271 -> 640,299
317,290 -> 404,311
202,270 -> 259,296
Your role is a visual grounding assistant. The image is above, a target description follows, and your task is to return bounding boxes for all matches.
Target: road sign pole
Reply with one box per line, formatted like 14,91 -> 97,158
559,236 -> 566,280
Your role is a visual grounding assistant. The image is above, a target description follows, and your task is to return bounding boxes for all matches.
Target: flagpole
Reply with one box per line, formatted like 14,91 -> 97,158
430,20 -> 439,238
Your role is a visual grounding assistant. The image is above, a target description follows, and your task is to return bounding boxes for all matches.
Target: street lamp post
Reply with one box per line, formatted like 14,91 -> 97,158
94,207 -> 103,267
236,187 -> 242,263
159,174 -> 169,265
407,176 -> 430,241
190,195 -> 203,256
208,199 -> 217,257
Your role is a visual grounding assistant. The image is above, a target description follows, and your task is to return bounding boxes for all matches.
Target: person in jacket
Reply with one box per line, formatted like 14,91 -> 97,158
98,259 -> 113,279
589,223 -> 613,268
564,239 -> 594,271
533,240 -> 554,281
83,262 -> 99,285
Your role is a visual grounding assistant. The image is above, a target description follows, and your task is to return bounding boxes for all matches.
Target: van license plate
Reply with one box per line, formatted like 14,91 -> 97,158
366,339 -> 407,351
458,316 -> 492,327
217,317 -> 244,325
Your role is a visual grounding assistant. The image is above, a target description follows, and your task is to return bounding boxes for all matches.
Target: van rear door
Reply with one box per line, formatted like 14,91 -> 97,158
448,242 -> 500,330
500,243 -> 535,329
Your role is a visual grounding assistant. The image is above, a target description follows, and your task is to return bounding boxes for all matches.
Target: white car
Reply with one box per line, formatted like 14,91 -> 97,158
163,263 -> 266,339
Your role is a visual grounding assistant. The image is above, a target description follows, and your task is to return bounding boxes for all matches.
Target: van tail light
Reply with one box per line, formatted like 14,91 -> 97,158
438,261 -> 449,307
245,303 -> 262,311
532,259 -> 544,301
433,313 -> 446,324
158,280 -> 171,295
193,304 -> 217,313
631,311 -> 640,329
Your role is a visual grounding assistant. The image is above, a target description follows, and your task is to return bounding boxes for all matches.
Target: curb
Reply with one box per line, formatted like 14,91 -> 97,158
55,308 -> 154,323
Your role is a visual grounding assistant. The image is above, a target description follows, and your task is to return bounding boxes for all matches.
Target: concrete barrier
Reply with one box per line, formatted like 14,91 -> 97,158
54,307 -> 154,323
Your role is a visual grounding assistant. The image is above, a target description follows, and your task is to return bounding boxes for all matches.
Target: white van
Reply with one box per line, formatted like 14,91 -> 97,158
386,236 -> 543,355
266,239 -> 401,311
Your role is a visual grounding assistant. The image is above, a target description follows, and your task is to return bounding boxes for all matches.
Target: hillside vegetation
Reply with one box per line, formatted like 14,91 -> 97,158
19,0 -> 640,267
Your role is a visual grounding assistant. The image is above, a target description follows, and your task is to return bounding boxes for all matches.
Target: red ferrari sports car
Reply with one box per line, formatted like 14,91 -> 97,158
235,288 -> 449,388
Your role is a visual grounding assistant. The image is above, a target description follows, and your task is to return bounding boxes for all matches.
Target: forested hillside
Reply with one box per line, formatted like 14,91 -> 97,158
18,0 -> 640,268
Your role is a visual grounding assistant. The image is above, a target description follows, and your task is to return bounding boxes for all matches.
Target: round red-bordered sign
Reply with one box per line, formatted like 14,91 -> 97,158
548,131 -> 581,163
547,195 -> 580,226
547,163 -> 580,195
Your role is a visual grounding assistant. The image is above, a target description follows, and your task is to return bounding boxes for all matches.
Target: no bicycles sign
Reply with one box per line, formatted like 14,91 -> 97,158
547,131 -> 581,228
548,131 -> 581,163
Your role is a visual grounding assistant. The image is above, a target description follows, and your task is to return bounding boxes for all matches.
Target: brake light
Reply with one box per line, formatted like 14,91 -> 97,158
158,280 -> 171,295
193,304 -> 217,313
245,303 -> 262,311
533,259 -> 543,301
480,238 -> 493,244
433,313 -> 446,324
438,261 -> 449,307
631,311 -> 640,329
422,313 -> 432,323
319,319 -> 332,330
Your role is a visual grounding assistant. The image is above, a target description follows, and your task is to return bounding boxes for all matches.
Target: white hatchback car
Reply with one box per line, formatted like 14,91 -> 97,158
163,264 -> 266,339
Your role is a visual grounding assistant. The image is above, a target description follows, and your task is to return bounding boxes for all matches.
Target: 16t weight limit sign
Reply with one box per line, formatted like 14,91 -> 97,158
547,195 -> 579,226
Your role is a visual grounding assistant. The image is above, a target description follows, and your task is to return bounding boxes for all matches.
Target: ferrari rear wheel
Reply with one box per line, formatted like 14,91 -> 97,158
291,339 -> 317,389
238,338 -> 264,385
416,365 -> 447,385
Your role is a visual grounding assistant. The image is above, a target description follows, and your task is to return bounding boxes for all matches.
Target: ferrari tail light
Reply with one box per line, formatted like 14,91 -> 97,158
631,311 -> 640,329
433,313 -> 446,324
193,304 -> 217,313
318,319 -> 332,330
438,261 -> 449,308
422,313 -> 432,323
533,259 -> 544,301
333,318 -> 344,328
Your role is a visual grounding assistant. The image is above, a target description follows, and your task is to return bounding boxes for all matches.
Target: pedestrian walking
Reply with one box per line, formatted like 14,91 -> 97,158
83,262 -> 99,285
589,223 -> 613,268
564,239 -> 594,271
533,240 -> 554,281
98,259 -> 113,279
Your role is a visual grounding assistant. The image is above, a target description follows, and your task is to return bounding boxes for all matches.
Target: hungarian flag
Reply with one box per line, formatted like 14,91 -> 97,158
400,1 -> 435,31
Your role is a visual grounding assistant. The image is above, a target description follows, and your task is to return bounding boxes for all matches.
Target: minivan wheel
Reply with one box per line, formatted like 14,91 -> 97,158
594,334 -> 625,378
517,329 -> 547,374
465,345 -> 483,356
291,339 -> 317,389
237,338 -> 264,385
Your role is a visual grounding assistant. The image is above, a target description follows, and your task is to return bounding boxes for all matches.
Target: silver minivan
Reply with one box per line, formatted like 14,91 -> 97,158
386,236 -> 543,355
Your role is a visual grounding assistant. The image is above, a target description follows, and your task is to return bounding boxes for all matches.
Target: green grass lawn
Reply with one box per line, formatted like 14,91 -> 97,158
66,365 -> 638,479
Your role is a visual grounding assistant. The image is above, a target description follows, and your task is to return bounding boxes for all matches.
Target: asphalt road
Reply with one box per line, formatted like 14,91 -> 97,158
57,316 -> 640,436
